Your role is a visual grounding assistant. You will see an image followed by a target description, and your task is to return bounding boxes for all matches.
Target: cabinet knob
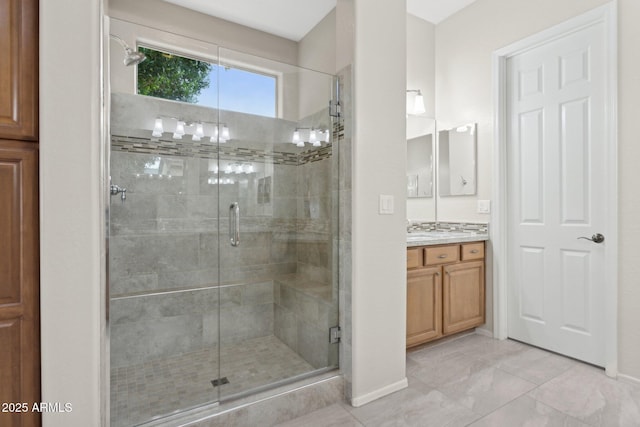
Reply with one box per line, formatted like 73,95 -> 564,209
470,249 -> 479,254
438,254 -> 448,259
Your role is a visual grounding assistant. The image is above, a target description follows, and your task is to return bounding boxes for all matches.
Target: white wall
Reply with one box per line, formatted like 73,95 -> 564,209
407,14 -> 435,118
108,0 -> 298,66
435,0 -> 640,381
616,0 -> 640,383
298,9 -> 337,119
435,0 -> 610,222
348,0 -> 409,405
40,0 -> 104,425
406,14 -> 436,222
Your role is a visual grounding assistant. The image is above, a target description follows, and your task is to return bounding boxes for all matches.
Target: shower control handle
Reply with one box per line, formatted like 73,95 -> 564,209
230,202 -> 240,247
110,184 -> 127,202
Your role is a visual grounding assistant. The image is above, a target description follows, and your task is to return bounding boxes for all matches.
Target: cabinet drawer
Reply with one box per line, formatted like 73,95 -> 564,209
461,242 -> 485,261
407,248 -> 423,269
425,245 -> 459,265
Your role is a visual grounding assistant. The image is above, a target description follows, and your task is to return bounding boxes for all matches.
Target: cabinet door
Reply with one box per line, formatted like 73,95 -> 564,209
0,0 -> 38,141
0,141 -> 40,427
443,260 -> 485,335
407,266 -> 441,348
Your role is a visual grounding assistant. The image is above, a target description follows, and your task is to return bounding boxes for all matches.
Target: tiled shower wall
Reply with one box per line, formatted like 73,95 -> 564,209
109,93 -> 338,372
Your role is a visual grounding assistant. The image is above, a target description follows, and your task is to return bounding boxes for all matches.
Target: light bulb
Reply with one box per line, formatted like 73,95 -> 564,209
152,118 -> 164,137
296,140 -> 305,147
173,121 -> 185,139
221,125 -> 230,142
324,130 -> 330,143
224,164 -> 232,174
309,129 -> 317,144
413,93 -> 426,115
210,125 -> 219,142
292,130 -> 300,144
192,123 -> 204,141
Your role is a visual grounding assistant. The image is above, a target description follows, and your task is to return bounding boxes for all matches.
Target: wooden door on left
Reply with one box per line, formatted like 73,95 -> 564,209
0,0 -> 40,425
0,142 -> 40,427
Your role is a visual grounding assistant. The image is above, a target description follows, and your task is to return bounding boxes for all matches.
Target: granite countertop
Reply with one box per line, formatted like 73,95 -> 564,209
406,231 -> 489,247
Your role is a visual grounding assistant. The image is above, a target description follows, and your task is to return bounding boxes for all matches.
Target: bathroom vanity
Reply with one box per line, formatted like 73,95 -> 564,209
406,233 -> 487,348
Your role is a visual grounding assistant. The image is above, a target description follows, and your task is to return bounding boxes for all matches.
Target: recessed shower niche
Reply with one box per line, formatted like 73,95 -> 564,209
108,45 -> 341,426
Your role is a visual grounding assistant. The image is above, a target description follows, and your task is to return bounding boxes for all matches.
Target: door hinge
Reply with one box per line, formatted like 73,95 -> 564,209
329,100 -> 341,118
329,326 -> 341,344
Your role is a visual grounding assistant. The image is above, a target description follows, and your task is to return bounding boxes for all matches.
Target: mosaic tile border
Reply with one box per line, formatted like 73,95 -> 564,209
407,221 -> 489,234
111,135 -> 334,166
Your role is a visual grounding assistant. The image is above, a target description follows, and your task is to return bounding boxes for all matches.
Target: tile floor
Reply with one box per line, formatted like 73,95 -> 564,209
277,333 -> 640,426
111,335 -> 313,427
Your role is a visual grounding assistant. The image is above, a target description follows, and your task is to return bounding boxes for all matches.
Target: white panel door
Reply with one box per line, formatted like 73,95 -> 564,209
506,21 -> 607,366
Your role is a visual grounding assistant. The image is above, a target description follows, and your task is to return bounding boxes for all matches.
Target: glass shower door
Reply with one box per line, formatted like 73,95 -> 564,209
109,90 -> 222,426
108,38 -> 340,426
215,48 -> 339,400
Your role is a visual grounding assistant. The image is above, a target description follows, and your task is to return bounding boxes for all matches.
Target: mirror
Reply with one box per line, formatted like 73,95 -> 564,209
407,134 -> 433,198
438,123 -> 477,196
406,116 -> 436,221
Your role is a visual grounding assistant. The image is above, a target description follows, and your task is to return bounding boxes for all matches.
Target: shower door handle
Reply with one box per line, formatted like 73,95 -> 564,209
229,202 -> 240,247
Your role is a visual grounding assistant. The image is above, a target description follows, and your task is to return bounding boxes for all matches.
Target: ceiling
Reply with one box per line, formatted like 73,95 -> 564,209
407,0 -> 478,24
163,0 -> 478,41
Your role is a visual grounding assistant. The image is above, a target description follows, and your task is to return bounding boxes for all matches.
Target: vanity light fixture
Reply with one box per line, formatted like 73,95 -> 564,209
292,130 -> 300,144
210,125 -> 219,142
192,123 -> 204,141
406,89 -> 426,115
291,128 -> 329,147
221,125 -> 230,142
149,117 -> 231,142
208,124 -> 231,143
152,118 -> 164,137
173,121 -> 185,139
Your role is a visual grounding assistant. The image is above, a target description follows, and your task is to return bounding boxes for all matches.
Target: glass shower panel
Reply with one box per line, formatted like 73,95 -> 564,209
108,92 -> 221,426
216,48 -> 339,400
108,38 -> 340,426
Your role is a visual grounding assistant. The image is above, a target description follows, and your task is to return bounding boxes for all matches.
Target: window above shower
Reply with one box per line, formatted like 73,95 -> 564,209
136,45 -> 278,118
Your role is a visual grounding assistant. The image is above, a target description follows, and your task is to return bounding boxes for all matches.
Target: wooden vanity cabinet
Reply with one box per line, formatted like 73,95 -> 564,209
407,266 -> 442,347
442,260 -> 485,335
406,242 -> 485,348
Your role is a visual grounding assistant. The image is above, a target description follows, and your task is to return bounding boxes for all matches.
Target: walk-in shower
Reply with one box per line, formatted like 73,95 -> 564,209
108,42 -> 341,426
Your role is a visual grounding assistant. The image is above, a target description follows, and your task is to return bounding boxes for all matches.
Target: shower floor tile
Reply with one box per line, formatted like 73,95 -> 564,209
110,335 -> 313,427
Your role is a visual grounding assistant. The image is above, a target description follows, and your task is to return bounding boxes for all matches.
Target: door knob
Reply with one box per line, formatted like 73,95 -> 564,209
577,233 -> 605,244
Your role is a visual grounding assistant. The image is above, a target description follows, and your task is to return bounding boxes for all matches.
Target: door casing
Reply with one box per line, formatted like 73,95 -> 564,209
491,2 -> 618,376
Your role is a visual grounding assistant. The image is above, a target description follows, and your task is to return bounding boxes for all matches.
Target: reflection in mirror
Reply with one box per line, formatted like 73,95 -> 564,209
438,123 -> 477,196
406,116 -> 436,221
407,135 -> 433,198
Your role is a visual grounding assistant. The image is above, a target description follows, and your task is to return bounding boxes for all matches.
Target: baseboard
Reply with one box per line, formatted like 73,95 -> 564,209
350,377 -> 408,407
618,372 -> 640,386
474,327 -> 494,338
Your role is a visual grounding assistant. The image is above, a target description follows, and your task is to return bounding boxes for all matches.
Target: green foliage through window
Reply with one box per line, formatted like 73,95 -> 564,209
137,47 -> 212,104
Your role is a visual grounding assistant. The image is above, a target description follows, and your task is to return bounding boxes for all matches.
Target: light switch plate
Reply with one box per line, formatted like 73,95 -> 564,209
477,200 -> 491,214
379,195 -> 394,215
